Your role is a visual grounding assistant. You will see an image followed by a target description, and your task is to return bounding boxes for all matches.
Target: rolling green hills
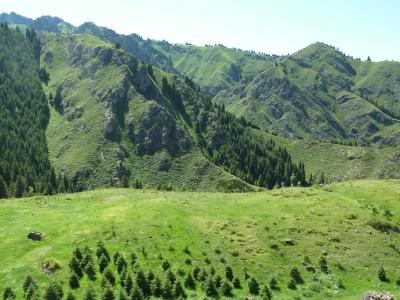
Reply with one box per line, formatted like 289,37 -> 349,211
214,43 -> 400,145
1,180 -> 400,299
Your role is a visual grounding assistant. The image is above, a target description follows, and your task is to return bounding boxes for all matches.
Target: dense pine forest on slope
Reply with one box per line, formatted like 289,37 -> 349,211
0,24 -> 51,198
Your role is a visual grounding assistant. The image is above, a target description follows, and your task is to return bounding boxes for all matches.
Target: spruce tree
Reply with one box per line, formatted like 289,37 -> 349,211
118,290 -> 129,300
150,276 -> 162,297
101,285 -> 115,300
44,281 -> 63,300
14,176 -> 24,198
162,280 -> 173,299
22,276 -> 37,294
2,287 -> 15,299
0,176 -> 7,198
260,285 -> 272,300
103,268 -> 116,286
248,277 -> 260,295
130,286 -> 144,300
96,240 -> 110,261
233,277 -> 241,289
83,284 -> 97,300
66,291 -> 76,300
184,272 -> 196,289
225,265 -> 234,281
290,267 -> 304,284
121,175 -> 129,188
68,273 -> 80,289
173,281 -> 186,299
68,256 -> 83,278
205,277 -> 218,297
221,280 -> 233,296
84,261 -> 97,281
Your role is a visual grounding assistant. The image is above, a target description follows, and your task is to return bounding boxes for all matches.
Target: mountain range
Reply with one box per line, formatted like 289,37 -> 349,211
0,12 -> 399,195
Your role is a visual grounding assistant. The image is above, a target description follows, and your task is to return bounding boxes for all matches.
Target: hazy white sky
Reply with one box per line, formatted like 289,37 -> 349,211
2,0 -> 400,61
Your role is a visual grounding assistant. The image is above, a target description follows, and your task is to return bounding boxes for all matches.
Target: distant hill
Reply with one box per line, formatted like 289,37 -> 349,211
214,43 -> 400,145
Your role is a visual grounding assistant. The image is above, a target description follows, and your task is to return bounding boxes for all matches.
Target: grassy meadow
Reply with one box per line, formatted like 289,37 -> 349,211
1,180 -> 400,299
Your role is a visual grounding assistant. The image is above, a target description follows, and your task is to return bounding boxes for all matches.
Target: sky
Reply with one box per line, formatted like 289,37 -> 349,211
2,0 -> 400,61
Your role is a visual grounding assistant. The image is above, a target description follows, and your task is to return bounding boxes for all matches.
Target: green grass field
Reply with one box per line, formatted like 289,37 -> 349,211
1,180 -> 400,299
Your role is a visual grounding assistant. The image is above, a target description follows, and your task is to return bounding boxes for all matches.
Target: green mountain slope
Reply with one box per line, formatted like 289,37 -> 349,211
152,42 -> 275,95
41,32 -> 305,191
1,180 -> 400,299
40,33 -> 250,191
0,25 -> 51,196
253,131 -> 400,182
214,43 -> 400,145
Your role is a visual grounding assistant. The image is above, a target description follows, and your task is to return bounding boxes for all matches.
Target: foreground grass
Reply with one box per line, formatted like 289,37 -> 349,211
1,180 -> 400,299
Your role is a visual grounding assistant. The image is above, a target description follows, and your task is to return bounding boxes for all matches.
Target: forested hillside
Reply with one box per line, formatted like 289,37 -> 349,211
0,24 -> 51,198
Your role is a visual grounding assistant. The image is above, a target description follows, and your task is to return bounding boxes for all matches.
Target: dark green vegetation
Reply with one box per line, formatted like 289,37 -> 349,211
1,180 -> 400,299
214,43 -> 400,145
0,24 -> 50,198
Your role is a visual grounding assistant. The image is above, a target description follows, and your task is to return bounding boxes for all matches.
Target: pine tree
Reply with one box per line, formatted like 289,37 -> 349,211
205,277 -> 218,297
184,272 -> 196,289
130,286 -> 144,300
233,277 -> 241,289
68,256 -> 83,278
68,273 -> 80,289
150,276 -> 162,297
2,287 -> 16,299
260,285 -> 272,300
121,175 -> 129,188
83,284 -> 97,300
248,277 -> 260,295
99,254 -> 110,273
53,86 -> 63,112
101,285 -> 115,300
225,265 -> 234,281
173,281 -> 186,299
0,176 -> 7,198
14,176 -> 24,198
44,281 -> 63,300
84,261 -> 97,281
221,280 -> 233,296
103,268 -> 116,286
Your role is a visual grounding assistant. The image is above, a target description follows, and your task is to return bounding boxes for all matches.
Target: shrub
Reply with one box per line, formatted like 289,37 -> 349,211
290,267 -> 304,284
42,258 -> 62,274
69,273 -> 80,289
248,277 -> 260,295
319,256 -> 330,274
183,245 -> 191,255
337,279 -> 345,289
184,258 -> 192,265
378,267 -> 389,282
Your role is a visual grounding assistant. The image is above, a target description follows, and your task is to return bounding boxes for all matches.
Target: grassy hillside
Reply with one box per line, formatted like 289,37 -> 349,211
253,130 -> 400,182
1,180 -> 400,299
40,32 -> 251,192
152,42 -> 275,96
214,43 -> 400,146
